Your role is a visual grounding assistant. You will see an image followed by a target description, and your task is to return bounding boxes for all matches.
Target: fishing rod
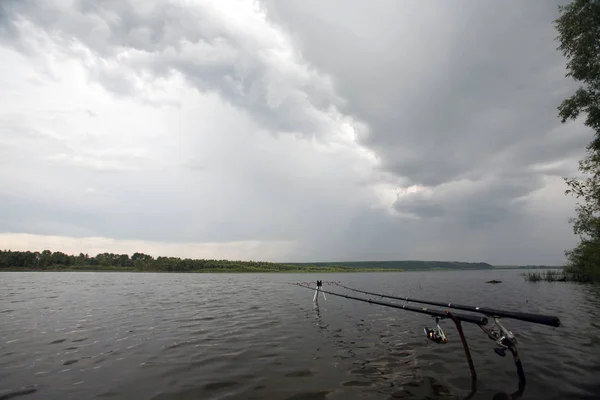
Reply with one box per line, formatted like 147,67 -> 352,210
294,281 -> 483,384
293,282 -> 488,325
332,282 -> 560,374
334,282 -> 561,327
293,281 -> 555,395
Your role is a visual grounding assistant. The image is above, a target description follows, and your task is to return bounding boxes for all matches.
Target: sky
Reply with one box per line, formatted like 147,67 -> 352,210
0,0 -> 592,265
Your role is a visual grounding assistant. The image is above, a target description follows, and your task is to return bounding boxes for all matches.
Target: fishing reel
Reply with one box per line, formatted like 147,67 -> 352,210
424,317 -> 448,344
483,317 -> 517,357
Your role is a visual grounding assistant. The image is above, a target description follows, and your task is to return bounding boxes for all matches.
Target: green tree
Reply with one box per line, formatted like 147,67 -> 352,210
75,253 -> 89,265
38,250 -> 52,268
557,0 -> 600,282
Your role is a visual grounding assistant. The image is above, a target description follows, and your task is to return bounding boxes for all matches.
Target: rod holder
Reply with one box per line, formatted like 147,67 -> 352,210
313,280 -> 326,303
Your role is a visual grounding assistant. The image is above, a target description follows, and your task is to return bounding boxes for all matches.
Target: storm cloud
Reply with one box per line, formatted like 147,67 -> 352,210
0,0 -> 591,264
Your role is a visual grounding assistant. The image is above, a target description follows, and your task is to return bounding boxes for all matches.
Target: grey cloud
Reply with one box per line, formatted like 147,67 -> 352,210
0,0 -> 20,43
91,66 -> 138,97
0,99 -> 364,248
0,0 -> 587,264
0,117 -> 68,155
393,172 -> 545,226
260,0 -> 586,229
3,0 -> 584,183
3,0 -> 346,140
261,0 -> 582,185
304,202 -> 574,265
0,165 -> 356,245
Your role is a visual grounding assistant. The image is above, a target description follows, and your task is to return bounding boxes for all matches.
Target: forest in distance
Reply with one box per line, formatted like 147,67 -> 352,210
0,249 -> 560,273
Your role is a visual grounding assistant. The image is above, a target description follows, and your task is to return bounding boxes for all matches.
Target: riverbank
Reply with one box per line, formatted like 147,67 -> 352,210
0,266 -> 405,273
0,269 -> 405,273
0,249 -> 498,273
1,249 -> 557,274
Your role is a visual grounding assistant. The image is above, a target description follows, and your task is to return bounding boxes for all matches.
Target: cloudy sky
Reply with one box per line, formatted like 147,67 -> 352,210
0,0 -> 592,265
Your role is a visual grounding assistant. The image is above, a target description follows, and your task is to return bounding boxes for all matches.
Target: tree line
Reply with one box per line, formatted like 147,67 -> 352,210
0,249 -> 403,273
0,249 -> 295,272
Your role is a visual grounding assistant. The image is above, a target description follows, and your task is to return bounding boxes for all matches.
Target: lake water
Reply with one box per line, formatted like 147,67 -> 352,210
1,270 -> 599,400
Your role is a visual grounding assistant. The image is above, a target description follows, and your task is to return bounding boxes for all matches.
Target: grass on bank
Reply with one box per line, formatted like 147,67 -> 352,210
523,270 -> 568,282
523,268 -> 600,283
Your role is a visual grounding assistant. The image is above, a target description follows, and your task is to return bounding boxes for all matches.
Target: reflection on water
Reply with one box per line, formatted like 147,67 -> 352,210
0,270 -> 599,400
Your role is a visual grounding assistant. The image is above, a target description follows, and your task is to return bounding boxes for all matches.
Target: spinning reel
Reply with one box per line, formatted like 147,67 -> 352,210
424,316 -> 448,344
481,317 -> 517,357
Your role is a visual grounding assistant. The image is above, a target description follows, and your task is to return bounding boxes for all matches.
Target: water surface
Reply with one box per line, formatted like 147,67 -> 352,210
1,270 -> 599,399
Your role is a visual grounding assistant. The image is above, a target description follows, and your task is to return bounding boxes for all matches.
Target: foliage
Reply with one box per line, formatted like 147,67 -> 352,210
523,270 -> 568,282
557,0 -> 600,282
0,249 -> 405,273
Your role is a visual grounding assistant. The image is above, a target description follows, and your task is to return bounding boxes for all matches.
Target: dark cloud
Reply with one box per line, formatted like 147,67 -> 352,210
261,1 -> 584,183
0,0 -> 20,42
260,0 -> 588,227
393,173 -> 544,226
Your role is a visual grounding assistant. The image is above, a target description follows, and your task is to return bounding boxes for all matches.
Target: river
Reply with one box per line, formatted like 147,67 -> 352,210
1,270 -> 599,400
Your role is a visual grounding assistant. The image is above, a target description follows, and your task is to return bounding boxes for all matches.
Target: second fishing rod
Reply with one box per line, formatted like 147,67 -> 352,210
293,282 -> 488,325
334,283 -> 561,327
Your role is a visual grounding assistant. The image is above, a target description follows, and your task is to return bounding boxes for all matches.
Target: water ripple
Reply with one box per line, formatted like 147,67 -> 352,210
0,271 -> 598,399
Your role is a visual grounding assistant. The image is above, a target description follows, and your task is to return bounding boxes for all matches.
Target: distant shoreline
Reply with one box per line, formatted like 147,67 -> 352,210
0,249 -> 563,273
0,267 -> 406,273
0,266 -> 562,274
